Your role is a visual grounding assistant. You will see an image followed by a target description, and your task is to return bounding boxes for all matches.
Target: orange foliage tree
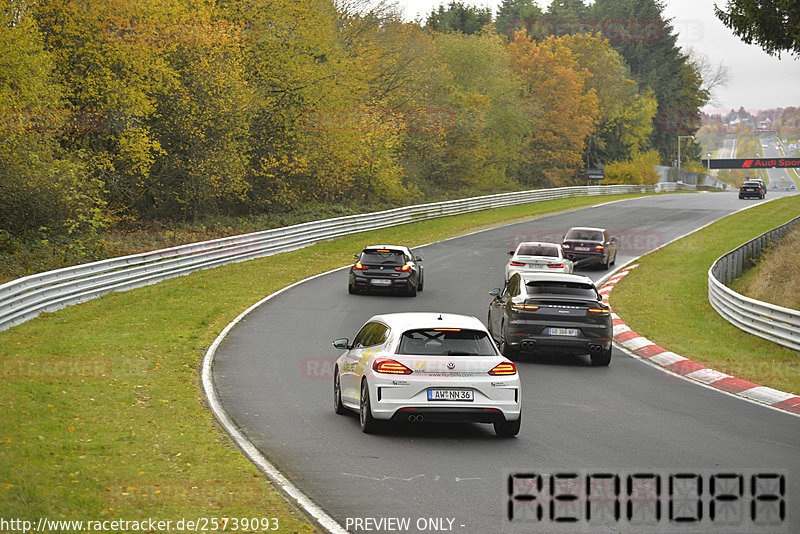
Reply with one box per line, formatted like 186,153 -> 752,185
507,31 -> 599,186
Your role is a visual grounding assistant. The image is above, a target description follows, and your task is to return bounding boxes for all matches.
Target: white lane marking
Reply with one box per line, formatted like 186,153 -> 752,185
202,266 -> 352,534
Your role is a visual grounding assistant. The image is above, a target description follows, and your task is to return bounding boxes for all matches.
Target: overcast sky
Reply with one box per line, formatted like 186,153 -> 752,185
394,0 -> 800,113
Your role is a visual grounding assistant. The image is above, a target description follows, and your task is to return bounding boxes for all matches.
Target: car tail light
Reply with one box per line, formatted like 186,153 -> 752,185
594,245 -> 604,251
509,261 -> 525,266
434,328 -> 461,331
395,264 -> 411,272
547,263 -> 564,268
354,262 -> 369,270
588,308 -> 609,314
489,362 -> 517,375
512,305 -> 539,311
373,359 -> 412,375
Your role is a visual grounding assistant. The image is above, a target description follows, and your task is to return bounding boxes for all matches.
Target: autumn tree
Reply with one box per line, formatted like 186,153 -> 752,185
507,31 -> 599,186
0,4 -> 103,248
557,33 -> 657,165
403,29 -> 528,194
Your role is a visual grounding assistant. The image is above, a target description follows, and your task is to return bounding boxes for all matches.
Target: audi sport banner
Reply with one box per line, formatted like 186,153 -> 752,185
702,158 -> 800,169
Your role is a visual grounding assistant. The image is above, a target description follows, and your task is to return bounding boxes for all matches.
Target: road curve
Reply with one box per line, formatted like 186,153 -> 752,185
212,192 -> 799,533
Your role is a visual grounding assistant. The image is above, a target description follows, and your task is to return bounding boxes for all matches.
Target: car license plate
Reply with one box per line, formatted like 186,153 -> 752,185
528,264 -> 541,269
575,246 -> 590,251
370,279 -> 392,285
427,389 -> 474,401
548,327 -> 579,336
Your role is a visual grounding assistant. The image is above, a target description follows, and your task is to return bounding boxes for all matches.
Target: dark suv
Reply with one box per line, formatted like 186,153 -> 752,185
488,272 -> 612,366
348,245 -> 424,296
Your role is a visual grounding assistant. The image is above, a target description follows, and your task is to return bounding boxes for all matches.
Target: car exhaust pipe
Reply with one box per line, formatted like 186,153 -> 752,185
408,414 -> 424,423
520,340 -> 536,352
589,344 -> 602,353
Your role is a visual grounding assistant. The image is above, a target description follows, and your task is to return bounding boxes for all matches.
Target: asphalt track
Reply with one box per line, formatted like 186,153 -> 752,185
212,192 -> 799,534
761,136 -> 797,191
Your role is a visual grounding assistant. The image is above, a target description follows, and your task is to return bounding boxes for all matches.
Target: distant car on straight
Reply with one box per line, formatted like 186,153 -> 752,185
487,272 -> 613,366
332,312 -> 522,436
348,245 -> 423,296
505,242 -> 573,280
739,180 -> 764,199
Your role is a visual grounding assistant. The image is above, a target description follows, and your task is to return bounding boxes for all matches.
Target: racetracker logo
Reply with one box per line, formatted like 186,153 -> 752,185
0,107 -> 105,134
106,479 -> 262,506
102,18 -> 254,46
1,357 -> 111,381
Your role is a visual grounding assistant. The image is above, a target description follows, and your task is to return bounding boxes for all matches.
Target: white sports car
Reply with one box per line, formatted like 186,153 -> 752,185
332,312 -> 522,436
505,241 -> 573,280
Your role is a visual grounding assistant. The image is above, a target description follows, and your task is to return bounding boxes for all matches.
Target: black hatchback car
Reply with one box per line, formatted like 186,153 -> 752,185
488,272 -> 612,366
348,245 -> 424,296
739,180 -> 765,199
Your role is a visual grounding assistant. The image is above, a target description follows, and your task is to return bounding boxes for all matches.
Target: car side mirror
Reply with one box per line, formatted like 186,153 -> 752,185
353,254 -> 360,260
415,256 -> 423,262
508,250 -> 514,255
332,338 -> 350,350
489,288 -> 501,297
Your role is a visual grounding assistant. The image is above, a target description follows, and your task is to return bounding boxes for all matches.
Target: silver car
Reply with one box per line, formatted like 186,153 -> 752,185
332,312 -> 522,436
505,241 -> 573,281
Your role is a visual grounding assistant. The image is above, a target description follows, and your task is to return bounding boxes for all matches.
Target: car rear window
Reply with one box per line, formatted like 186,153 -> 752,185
565,230 -> 602,241
516,245 -> 559,257
360,249 -> 405,264
525,281 -> 598,299
397,329 -> 497,356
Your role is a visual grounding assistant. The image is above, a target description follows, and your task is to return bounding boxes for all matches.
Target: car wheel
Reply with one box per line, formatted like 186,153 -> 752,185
494,414 -> 521,437
406,282 -> 417,297
334,368 -> 347,415
611,251 -> 616,266
499,321 -> 519,360
590,346 -> 612,367
348,284 -> 355,294
417,274 -> 424,292
602,254 -> 611,270
360,380 -> 380,434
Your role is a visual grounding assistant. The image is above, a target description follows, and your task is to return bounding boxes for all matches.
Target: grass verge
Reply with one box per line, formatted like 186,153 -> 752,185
731,222 -> 800,311
611,195 -> 800,395
0,192 -> 653,529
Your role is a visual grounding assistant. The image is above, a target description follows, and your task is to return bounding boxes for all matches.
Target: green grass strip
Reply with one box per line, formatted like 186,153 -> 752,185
0,192 -> 655,528
611,195 -> 800,395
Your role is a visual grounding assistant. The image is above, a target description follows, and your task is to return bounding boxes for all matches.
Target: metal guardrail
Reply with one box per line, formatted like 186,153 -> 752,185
0,182 -> 705,332
708,216 -> 800,352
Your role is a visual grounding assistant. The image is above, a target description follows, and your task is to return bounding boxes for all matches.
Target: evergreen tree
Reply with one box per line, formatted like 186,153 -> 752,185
425,1 -> 492,35
495,0 -> 544,40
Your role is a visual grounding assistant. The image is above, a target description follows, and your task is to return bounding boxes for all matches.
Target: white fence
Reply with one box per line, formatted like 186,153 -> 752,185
0,182 -> 705,332
708,216 -> 800,352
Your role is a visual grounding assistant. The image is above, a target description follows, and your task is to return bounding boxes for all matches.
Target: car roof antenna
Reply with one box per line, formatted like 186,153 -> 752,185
437,314 -> 443,320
